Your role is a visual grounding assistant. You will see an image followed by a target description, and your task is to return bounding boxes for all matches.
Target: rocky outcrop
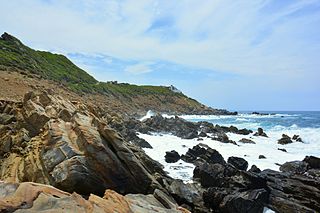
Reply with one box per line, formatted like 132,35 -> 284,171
178,144 -> 320,213
137,115 -> 250,144
0,181 -> 190,213
0,91 -> 164,196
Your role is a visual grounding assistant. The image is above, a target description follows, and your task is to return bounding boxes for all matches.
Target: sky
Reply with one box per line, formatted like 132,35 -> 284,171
0,0 -> 319,111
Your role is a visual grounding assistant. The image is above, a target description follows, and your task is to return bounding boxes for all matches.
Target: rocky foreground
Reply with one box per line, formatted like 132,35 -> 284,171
0,91 -> 319,212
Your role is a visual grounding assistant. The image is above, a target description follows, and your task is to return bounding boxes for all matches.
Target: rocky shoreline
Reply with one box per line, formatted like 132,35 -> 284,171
0,91 -> 319,212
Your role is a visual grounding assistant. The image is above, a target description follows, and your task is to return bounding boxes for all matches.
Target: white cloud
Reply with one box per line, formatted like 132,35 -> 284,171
0,0 -> 319,85
125,62 -> 153,75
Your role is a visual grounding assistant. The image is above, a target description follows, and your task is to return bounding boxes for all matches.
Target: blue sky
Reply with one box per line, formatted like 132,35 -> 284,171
0,0 -> 319,110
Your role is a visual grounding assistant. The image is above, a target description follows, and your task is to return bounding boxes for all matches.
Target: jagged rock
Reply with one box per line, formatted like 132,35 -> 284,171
203,187 -> 268,213
278,134 -> 293,145
253,128 -> 268,137
303,156 -> 320,169
198,131 -> 207,137
259,155 -> 266,159
239,138 -> 256,144
193,163 -> 227,187
227,156 -> 248,171
279,161 -> 308,174
248,165 -> 261,173
181,144 -> 225,165
292,134 -> 303,142
260,169 -> 320,212
165,151 -> 181,163
0,181 -> 189,213
168,179 -> 207,212
0,92 -> 163,196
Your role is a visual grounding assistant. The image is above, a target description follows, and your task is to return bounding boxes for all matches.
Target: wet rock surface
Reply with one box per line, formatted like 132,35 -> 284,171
176,144 -> 320,213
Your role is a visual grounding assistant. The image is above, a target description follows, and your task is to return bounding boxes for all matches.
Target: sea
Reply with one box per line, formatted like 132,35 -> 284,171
138,111 -> 320,182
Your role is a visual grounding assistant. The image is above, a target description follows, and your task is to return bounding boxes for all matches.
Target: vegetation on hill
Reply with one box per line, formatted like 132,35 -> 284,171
0,32 -> 234,116
0,32 -> 189,97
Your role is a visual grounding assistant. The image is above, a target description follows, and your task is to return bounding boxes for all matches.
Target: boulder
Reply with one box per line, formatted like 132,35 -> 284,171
258,155 -> 266,159
292,134 -> 303,142
181,144 -> 225,165
279,161 -> 308,174
253,128 -> 268,137
227,156 -> 248,171
248,165 -> 261,173
198,131 -> 207,137
193,163 -> 226,187
278,134 -> 293,145
303,156 -> 320,169
165,151 -> 181,163
168,179 -> 207,212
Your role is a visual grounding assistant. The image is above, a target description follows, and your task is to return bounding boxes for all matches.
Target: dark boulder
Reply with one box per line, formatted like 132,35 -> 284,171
278,134 -> 293,145
193,163 -> 226,187
248,165 -> 261,173
165,150 -> 181,163
181,144 -> 225,165
258,155 -> 266,159
227,156 -> 248,171
198,131 -> 207,137
279,161 -> 308,174
303,156 -> 320,169
292,134 -> 303,142
168,179 -> 208,212
253,128 -> 268,137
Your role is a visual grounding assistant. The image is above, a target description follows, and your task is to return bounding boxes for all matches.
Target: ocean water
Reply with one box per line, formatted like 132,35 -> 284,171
139,111 -> 320,182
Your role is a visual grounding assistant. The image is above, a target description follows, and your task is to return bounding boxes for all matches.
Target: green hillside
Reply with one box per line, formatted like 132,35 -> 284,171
0,32 -> 189,97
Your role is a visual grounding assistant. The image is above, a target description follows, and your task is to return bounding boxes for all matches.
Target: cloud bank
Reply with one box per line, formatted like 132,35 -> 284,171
0,0 -> 319,110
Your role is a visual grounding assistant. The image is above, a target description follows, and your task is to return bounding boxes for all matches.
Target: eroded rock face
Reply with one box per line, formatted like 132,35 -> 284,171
0,91 -> 162,195
0,181 -> 190,213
